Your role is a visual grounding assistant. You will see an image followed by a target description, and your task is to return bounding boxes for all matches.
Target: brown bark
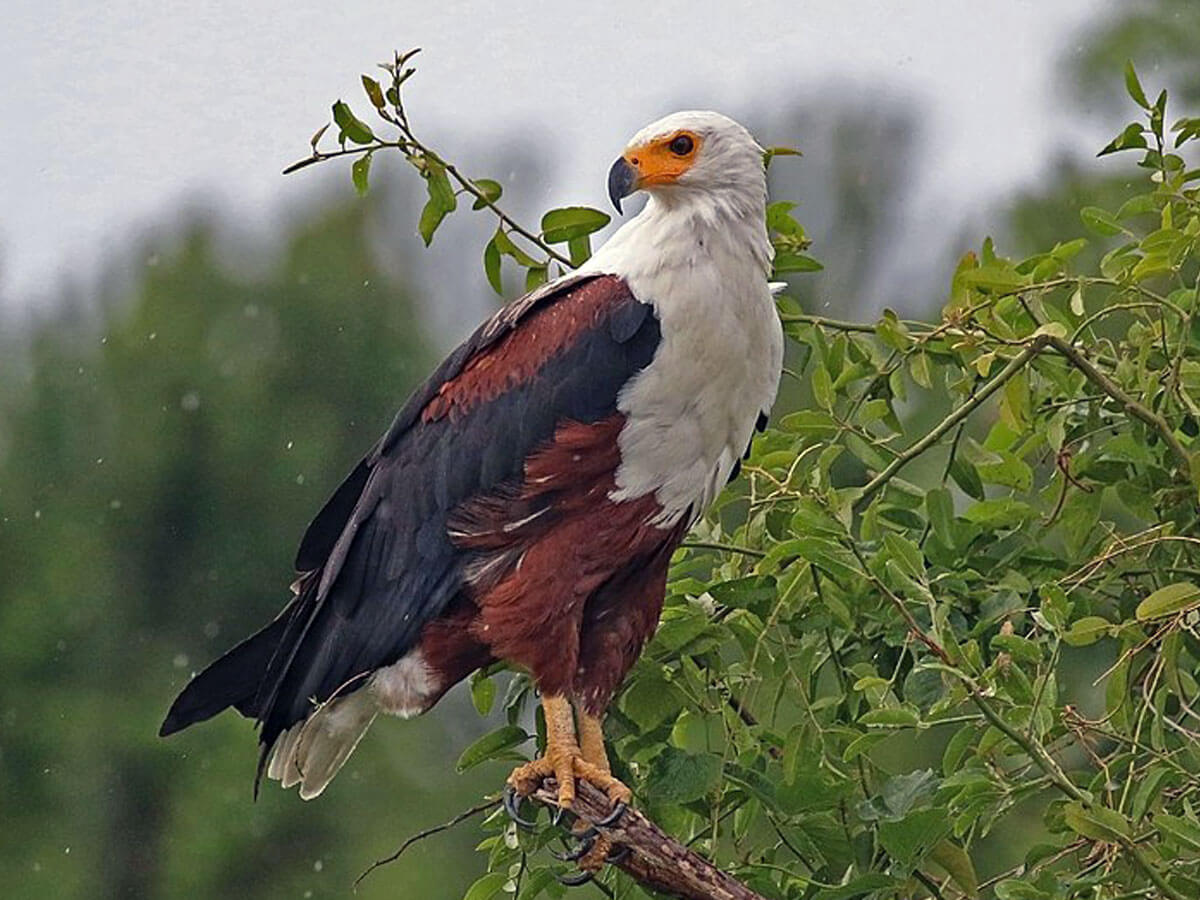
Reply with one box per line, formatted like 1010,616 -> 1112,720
531,779 -> 768,900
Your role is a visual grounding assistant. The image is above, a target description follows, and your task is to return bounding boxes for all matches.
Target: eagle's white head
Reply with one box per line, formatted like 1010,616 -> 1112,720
607,110 -> 767,219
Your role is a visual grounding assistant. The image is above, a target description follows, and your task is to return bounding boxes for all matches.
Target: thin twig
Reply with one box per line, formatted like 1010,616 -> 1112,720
1045,335 -> 1191,478
682,540 -> 766,559
355,798 -> 498,886
779,313 -> 877,333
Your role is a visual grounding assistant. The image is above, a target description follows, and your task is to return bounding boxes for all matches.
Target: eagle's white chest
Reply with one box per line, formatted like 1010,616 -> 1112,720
588,214 -> 783,526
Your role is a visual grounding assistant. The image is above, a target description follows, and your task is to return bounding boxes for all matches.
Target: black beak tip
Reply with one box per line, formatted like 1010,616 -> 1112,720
607,157 -> 636,215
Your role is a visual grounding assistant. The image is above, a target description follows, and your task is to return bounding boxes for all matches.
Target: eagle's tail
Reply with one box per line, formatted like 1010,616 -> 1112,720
159,613 -> 289,738
264,691 -> 378,800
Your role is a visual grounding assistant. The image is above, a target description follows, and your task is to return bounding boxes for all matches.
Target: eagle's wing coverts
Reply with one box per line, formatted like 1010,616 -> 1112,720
161,274 -> 662,776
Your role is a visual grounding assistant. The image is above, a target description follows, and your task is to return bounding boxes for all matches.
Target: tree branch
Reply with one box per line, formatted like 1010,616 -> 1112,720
853,339 -> 1048,511
1046,335 -> 1192,478
531,780 -> 768,900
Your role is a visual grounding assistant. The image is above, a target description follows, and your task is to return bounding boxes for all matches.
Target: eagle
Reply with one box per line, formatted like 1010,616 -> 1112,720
161,110 -> 783,830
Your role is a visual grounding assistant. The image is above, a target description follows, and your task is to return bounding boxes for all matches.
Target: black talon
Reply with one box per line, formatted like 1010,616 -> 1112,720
606,844 -> 630,864
550,835 -> 595,862
502,786 -> 538,830
557,870 -> 594,887
550,805 -> 575,829
595,801 -> 628,828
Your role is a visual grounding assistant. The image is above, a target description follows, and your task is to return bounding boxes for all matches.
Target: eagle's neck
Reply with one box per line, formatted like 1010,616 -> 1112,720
587,185 -> 772,289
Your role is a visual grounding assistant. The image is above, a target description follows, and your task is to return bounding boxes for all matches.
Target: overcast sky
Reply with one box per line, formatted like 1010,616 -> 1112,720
1,0 -> 1114,318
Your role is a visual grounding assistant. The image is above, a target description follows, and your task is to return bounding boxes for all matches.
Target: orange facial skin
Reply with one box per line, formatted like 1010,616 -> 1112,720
623,130 -> 702,188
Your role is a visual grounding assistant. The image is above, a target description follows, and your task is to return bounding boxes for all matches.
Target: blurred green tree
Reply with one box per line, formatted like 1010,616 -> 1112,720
0,195 -> 500,899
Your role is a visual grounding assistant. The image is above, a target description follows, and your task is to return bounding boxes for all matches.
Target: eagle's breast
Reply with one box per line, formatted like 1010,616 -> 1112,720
591,217 -> 784,527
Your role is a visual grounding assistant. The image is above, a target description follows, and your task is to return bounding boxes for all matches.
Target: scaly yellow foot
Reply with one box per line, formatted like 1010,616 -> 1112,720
505,697 -> 632,808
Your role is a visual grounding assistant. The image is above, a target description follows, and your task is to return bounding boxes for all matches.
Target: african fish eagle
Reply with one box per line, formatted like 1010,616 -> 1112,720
161,110 -> 784,826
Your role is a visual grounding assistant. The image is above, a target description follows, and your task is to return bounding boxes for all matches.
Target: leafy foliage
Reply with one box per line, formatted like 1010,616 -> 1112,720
295,58 -> 1200,900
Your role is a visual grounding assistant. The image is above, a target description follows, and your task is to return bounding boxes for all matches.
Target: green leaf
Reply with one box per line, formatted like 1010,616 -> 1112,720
910,352 -> 933,389
1061,487 -> 1103,558
784,537 -> 862,583
525,265 -> 548,291
417,161 -> 457,246
994,881 -> 1053,900
483,236 -> 503,295
811,364 -> 834,409
929,839 -> 979,898
361,74 -> 386,110
878,807 -> 950,869
463,871 -> 510,900
858,769 -> 939,821
926,488 -> 956,548
883,533 -> 925,581
540,206 -> 610,243
1062,616 -> 1113,647
1080,206 -> 1124,237
469,671 -> 495,716
471,179 -> 503,210
1154,813 -> 1200,852
309,122 -> 330,152
780,409 -> 840,437
763,144 -> 802,167
1099,122 -> 1149,156
724,763 -> 780,810
960,264 -> 1026,294
963,498 -> 1035,529
773,252 -> 823,273
843,730 -> 890,761
991,633 -> 1041,666
950,459 -> 985,500
942,725 -> 976,776
707,575 -> 776,610
622,672 -> 686,730
976,454 -> 1033,491
1063,802 -> 1131,841
455,725 -> 529,772
493,228 -> 540,267
1136,582 -> 1200,621
351,153 -> 372,197
331,100 -> 375,145
418,197 -> 448,246
567,235 -> 591,267
1124,59 -> 1150,110
766,200 -> 799,232
645,748 -> 722,804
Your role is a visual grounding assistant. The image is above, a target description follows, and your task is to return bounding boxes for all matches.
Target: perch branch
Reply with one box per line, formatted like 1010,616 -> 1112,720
531,779 -> 767,900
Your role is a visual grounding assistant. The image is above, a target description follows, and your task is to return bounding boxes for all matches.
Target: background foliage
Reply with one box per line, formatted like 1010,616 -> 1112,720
2,5 -> 1199,899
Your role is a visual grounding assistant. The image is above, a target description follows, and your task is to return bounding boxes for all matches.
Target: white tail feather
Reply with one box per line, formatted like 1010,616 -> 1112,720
265,691 -> 378,800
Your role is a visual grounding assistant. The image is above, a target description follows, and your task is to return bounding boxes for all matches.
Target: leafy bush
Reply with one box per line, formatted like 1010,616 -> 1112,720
302,56 -> 1200,899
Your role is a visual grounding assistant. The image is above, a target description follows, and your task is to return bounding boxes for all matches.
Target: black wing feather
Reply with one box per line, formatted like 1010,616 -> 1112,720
161,273 -> 662,783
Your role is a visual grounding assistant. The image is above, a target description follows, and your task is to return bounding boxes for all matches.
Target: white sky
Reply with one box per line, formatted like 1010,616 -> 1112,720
0,0 -> 1113,317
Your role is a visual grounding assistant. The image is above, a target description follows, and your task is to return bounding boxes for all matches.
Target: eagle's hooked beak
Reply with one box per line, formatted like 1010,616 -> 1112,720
607,157 -> 638,214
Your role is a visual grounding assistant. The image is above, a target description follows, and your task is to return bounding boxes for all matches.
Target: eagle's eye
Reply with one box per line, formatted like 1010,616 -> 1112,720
668,134 -> 695,156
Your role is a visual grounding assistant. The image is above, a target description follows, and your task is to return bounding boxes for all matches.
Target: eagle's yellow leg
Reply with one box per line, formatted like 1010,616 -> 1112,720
506,698 -> 631,809
577,711 -> 631,804
573,709 -> 632,872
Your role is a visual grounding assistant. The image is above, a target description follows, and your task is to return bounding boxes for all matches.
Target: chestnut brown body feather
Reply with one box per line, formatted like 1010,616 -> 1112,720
442,416 -> 688,714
